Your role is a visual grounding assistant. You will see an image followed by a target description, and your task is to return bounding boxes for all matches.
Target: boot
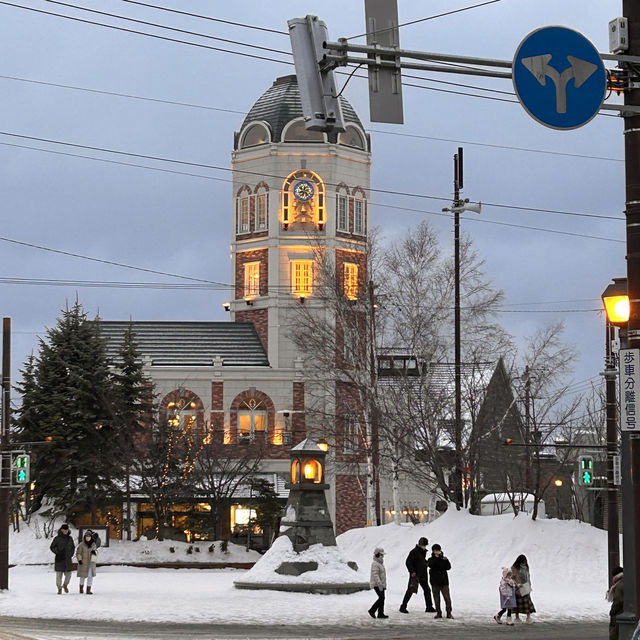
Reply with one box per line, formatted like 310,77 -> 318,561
86,586 -> 93,595
434,611 -> 443,619
399,606 -> 408,613
368,607 -> 376,618
57,587 -> 62,595
79,584 -> 84,593
425,606 -> 436,612
377,613 -> 389,619
447,612 -> 454,619
63,584 -> 69,593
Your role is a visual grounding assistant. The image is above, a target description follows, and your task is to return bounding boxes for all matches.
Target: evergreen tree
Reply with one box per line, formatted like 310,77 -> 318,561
14,302 -> 118,518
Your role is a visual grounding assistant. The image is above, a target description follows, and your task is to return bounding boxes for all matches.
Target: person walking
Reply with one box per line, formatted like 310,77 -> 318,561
512,554 -> 535,623
399,536 -> 436,614
49,524 -> 75,594
368,547 -> 389,619
427,543 -> 453,619
608,566 -> 623,640
494,567 -> 517,625
76,529 -> 99,594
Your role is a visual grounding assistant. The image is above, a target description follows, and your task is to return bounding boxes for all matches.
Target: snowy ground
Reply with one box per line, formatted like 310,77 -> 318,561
0,509 -> 611,625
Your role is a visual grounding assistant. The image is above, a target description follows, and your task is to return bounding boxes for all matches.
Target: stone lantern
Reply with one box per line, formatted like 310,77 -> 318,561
280,438 -> 336,551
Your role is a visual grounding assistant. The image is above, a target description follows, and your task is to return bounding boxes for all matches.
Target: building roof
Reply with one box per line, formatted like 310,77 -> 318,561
235,74 -> 367,148
99,321 -> 269,368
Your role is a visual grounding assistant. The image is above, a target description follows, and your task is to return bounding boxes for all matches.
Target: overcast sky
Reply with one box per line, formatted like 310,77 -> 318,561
0,0 -> 625,405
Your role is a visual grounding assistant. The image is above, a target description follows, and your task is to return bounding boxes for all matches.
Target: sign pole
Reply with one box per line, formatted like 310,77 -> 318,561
0,318 -> 10,590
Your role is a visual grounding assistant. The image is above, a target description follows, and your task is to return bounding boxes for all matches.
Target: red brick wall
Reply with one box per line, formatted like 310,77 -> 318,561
210,382 -> 224,432
335,474 -> 367,534
235,307 -> 268,353
335,249 -> 367,298
235,248 -> 268,300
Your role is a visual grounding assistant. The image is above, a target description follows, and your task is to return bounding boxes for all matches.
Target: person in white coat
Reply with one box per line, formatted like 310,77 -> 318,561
76,531 -> 99,594
368,547 -> 389,619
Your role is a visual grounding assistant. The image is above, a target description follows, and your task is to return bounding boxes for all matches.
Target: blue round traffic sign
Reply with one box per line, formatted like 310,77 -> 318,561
513,26 -> 606,130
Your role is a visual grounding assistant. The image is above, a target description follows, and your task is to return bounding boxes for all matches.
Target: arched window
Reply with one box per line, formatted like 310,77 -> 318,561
240,122 -> 270,148
281,170 -> 325,229
282,119 -> 325,143
338,125 -> 366,150
163,391 -> 203,431
237,397 -> 267,443
254,183 -> 268,231
236,185 -> 252,234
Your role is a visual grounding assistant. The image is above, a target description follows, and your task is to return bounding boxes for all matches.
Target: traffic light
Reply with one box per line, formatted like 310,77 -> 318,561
287,15 -> 344,132
14,454 -> 30,484
578,456 -> 594,486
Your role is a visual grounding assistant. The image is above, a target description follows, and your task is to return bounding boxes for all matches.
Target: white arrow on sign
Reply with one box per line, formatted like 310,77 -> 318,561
521,54 -> 598,114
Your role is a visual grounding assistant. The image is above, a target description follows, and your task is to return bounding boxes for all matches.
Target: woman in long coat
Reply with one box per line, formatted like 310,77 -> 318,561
368,547 -> 388,619
76,530 -> 99,594
512,554 -> 536,623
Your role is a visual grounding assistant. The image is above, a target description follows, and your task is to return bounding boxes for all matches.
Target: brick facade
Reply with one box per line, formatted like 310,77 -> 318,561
335,474 -> 367,534
210,381 -> 224,432
235,307 -> 268,352
235,248 -> 268,300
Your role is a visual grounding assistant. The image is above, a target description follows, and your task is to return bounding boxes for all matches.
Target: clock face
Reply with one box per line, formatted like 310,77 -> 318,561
293,180 -> 314,202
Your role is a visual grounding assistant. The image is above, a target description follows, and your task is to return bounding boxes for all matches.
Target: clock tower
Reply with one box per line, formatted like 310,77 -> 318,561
228,75 -> 371,370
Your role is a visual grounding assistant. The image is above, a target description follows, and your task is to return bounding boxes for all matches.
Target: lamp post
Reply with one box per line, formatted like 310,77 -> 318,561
602,278 -> 632,638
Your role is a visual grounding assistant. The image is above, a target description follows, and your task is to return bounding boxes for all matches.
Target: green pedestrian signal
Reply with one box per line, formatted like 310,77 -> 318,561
14,454 -> 30,484
578,456 -> 594,486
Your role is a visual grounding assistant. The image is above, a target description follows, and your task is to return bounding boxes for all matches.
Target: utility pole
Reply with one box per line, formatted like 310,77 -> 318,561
621,1 -> 640,637
0,318 -> 11,590
453,149 -> 463,509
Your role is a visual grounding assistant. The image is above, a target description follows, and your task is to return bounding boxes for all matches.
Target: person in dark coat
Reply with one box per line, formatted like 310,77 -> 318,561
608,566 -> 623,640
399,536 -> 435,613
512,554 -> 536,623
427,543 -> 453,619
49,524 -> 75,594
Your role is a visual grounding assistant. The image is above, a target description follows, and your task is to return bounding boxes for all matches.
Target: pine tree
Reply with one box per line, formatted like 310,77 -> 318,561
14,302 -> 118,517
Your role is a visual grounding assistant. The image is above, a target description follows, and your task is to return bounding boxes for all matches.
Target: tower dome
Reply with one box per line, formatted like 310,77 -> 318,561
234,75 -> 369,151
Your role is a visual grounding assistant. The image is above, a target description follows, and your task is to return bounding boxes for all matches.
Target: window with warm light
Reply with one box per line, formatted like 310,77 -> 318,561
344,263 -> 358,300
256,192 -> 268,230
237,196 -> 250,233
167,399 -> 197,430
292,260 -> 313,296
354,199 -> 364,235
230,505 -> 257,532
244,262 -> 260,298
337,195 -> 348,231
237,398 -> 267,442
302,459 -> 321,483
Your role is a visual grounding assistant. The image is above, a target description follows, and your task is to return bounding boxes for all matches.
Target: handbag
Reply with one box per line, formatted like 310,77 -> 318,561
408,575 -> 419,594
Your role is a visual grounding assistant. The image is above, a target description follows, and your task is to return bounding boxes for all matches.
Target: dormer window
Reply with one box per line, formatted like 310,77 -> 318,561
283,119 -> 325,143
338,125 -> 366,150
240,122 -> 270,148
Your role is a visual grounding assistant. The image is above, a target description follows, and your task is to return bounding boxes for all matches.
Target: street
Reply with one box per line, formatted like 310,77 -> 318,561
0,616 -> 607,640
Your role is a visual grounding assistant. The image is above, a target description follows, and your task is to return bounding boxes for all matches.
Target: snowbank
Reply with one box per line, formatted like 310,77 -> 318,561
0,509 -> 611,625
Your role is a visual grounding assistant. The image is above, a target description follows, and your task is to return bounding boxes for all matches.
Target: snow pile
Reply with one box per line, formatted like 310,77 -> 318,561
0,508 -> 612,625
236,534 -> 368,585
9,516 -> 261,565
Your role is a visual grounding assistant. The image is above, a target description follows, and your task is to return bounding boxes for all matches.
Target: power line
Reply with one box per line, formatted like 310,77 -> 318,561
0,73 -> 623,164
346,0 -> 503,40
0,130 -> 622,223
0,235 -> 229,285
0,1 -> 292,65
3,139 -> 622,245
121,0 -> 288,36
44,0 -> 293,56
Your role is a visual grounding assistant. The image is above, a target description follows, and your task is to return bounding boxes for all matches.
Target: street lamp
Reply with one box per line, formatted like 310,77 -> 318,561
602,278 -> 631,636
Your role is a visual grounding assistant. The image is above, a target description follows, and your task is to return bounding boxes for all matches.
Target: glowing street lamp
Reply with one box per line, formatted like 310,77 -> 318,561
602,278 -> 630,326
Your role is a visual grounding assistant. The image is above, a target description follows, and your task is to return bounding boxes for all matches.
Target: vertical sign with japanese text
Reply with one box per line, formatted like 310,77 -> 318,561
620,348 -> 640,431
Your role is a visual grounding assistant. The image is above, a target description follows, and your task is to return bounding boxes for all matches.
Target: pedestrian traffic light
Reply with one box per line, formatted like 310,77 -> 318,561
578,456 -> 594,486
14,454 -> 30,484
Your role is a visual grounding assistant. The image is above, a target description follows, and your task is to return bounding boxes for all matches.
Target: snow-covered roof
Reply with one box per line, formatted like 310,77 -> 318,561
481,492 -> 535,503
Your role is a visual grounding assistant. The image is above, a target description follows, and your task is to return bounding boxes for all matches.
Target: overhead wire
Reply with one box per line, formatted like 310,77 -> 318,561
0,73 -> 624,163
0,130 -> 624,225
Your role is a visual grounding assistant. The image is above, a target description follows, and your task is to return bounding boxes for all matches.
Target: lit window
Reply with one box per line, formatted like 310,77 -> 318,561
237,398 -> 267,442
344,263 -> 358,300
292,260 -> 313,296
241,123 -> 269,148
354,199 -> 364,235
231,505 -> 257,532
256,193 -> 267,230
337,195 -> 348,231
283,119 -> 324,142
244,262 -> 260,298
237,196 -> 250,233
166,396 -> 198,430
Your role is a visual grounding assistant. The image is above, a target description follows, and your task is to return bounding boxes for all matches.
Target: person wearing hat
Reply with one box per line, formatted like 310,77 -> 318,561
76,530 -> 99,594
399,536 -> 435,613
49,524 -> 75,594
368,547 -> 389,619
